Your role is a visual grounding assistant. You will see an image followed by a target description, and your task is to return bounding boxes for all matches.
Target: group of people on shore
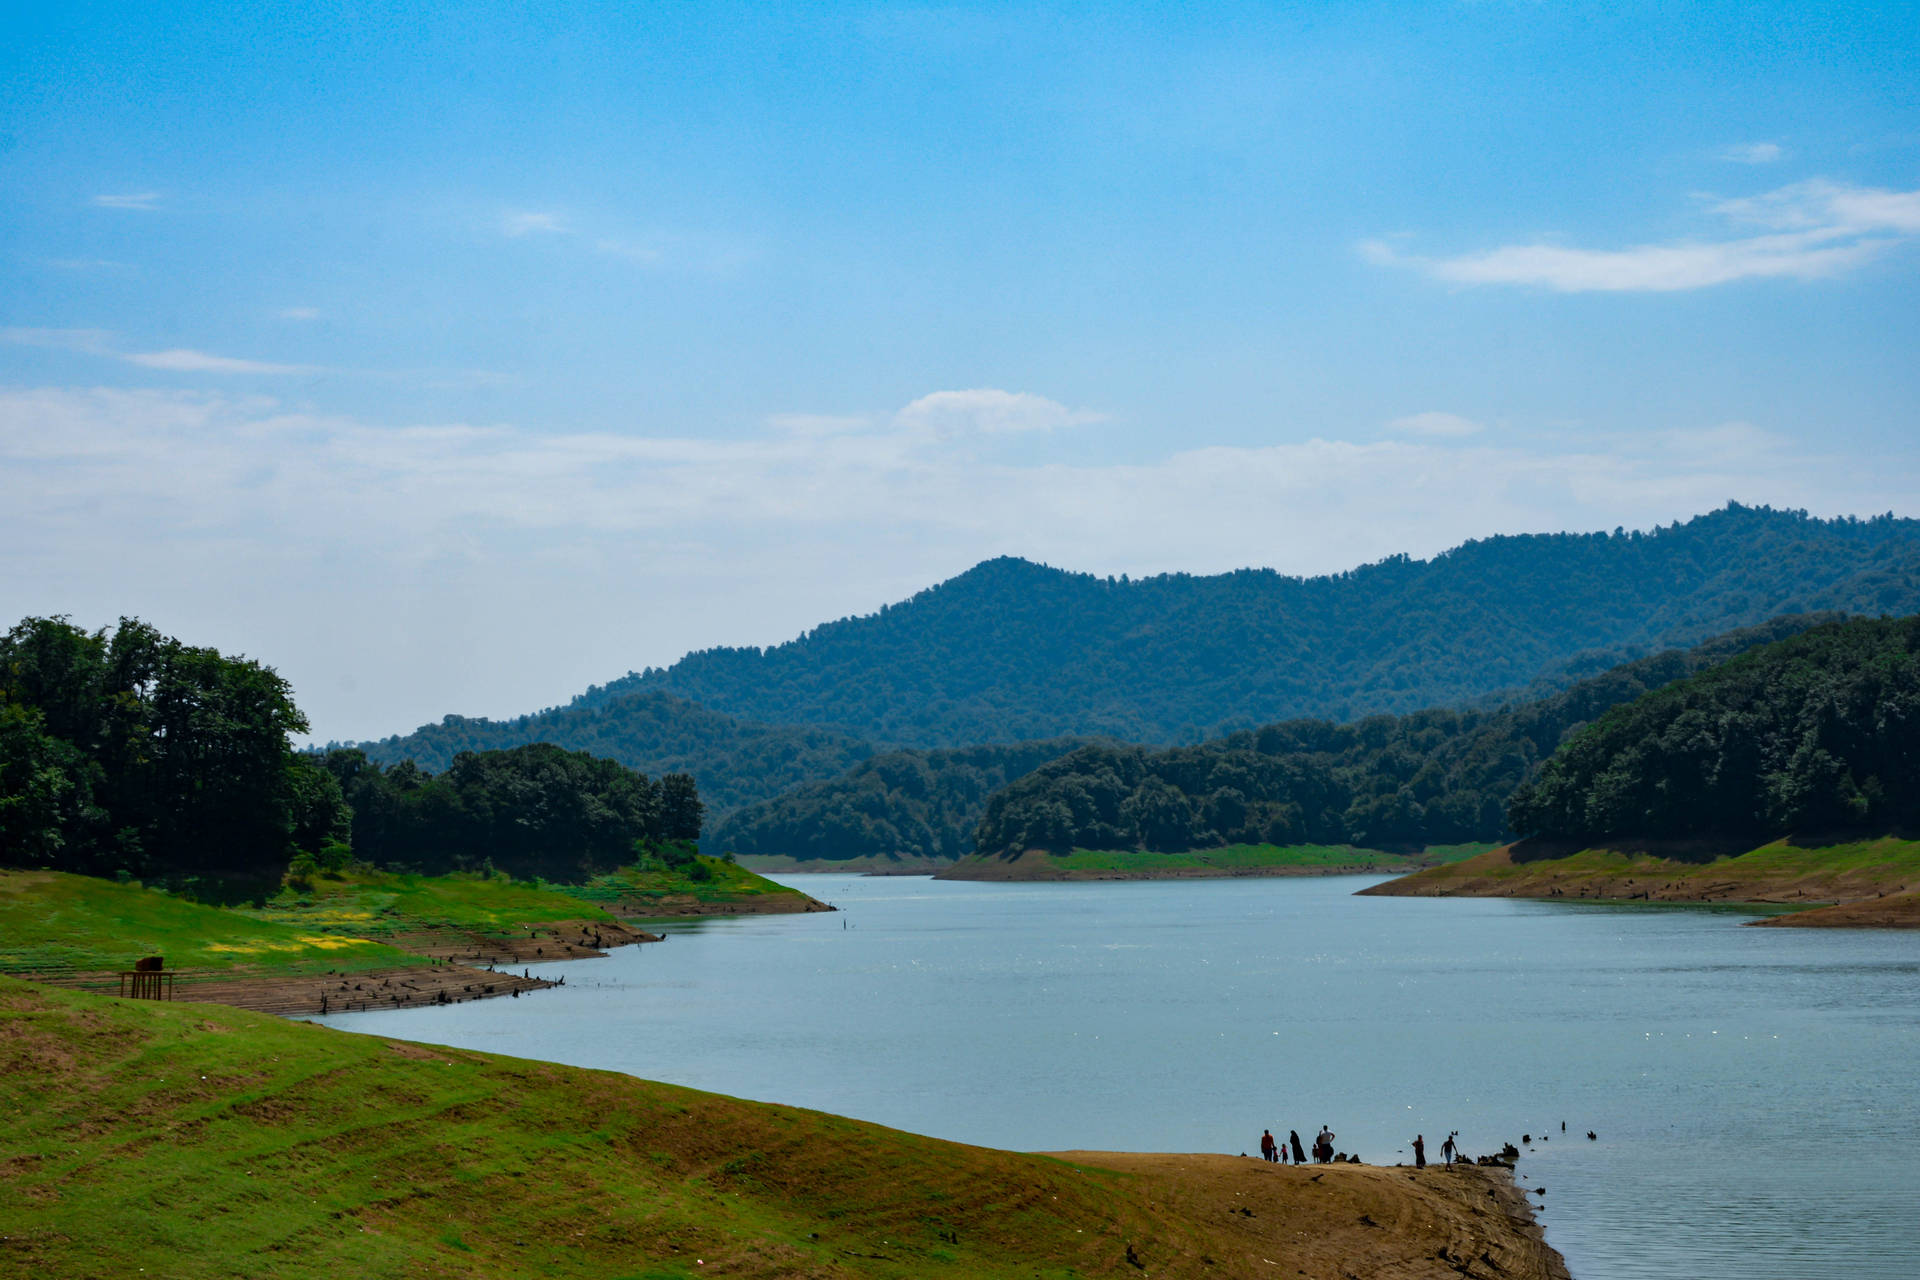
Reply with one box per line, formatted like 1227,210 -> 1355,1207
1259,1126 -> 1464,1167
1258,1126 -> 1341,1164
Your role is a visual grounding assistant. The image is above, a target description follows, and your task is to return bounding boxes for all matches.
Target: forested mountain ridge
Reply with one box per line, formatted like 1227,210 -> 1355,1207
1508,616 -> 1920,842
707,738 -> 1097,863
353,690 -> 875,815
581,505 -> 1920,747
969,613 -> 1847,859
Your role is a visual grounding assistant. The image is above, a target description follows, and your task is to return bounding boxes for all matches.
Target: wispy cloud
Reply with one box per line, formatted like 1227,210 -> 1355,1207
47,257 -> 131,272
91,192 -> 162,210
1389,411 -> 1483,438
276,307 -> 322,321
2,327 -> 318,375
123,349 -> 318,375
1364,178 -> 1920,292
502,210 -> 569,236
1719,141 -> 1783,165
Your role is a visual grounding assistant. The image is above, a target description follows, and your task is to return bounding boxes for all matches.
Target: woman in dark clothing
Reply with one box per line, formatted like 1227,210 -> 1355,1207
1290,1130 -> 1306,1164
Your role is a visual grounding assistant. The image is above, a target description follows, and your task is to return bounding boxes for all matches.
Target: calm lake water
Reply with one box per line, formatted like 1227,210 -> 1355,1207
319,874 -> 1920,1279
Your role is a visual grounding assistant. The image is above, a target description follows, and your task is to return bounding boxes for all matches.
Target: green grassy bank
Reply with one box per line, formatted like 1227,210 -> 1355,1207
0,870 -> 423,979
245,867 -> 623,940
552,854 -> 826,916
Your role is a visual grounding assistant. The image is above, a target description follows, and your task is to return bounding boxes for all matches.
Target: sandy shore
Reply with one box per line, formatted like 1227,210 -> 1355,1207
1046,1152 -> 1569,1280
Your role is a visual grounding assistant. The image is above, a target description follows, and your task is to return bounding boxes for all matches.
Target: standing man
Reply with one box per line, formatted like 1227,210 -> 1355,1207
1441,1132 -> 1457,1167
1316,1125 -> 1336,1163
1412,1134 -> 1426,1168
1260,1130 -> 1278,1163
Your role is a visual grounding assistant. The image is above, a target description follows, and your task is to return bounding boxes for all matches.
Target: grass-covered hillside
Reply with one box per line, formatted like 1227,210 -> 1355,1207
0,978 -> 1565,1280
245,867 -> 627,938
551,854 -> 827,917
0,870 -> 423,980
586,506 -> 1920,746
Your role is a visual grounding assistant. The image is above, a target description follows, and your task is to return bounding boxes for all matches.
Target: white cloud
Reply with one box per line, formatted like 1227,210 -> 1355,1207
277,307 -> 322,321
1389,411 -> 1483,438
1719,141 -> 1783,165
2,327 -> 317,375
1365,179 -> 1920,292
895,389 -> 1105,436
91,192 -> 162,210
502,210 -> 569,236
123,349 -> 318,375
4,385 -> 1908,741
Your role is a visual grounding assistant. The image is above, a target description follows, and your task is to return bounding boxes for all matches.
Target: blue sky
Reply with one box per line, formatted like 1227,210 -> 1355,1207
3,1 -> 1918,740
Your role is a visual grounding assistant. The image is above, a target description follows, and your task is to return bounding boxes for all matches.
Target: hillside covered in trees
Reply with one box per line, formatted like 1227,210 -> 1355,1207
581,506 -> 1920,747
970,614 -> 1842,859
354,690 -> 873,816
707,738 -> 1093,863
1507,616 -> 1920,843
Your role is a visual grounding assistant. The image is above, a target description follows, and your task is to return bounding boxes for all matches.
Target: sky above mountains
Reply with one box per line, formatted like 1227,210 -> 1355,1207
3,1 -> 1917,741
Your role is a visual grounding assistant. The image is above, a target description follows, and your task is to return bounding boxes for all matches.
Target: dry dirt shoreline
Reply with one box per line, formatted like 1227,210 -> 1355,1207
1047,1153 -> 1569,1280
1362,841 -> 1920,927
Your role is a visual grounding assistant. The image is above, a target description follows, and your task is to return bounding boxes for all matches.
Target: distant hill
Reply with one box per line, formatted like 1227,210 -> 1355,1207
354,690 -> 875,815
969,613 -> 1845,860
584,505 -> 1920,747
707,738 -> 1096,863
1509,615 -> 1920,842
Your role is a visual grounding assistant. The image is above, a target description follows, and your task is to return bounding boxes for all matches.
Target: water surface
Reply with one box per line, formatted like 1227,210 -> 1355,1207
321,874 -> 1920,1279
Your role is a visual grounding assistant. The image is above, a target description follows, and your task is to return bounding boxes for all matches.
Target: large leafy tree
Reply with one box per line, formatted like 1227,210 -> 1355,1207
0,616 -> 343,882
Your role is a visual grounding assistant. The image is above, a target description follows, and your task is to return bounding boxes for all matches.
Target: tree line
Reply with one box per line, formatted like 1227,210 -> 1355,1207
1507,616 -> 1920,842
317,745 -> 702,881
708,738 -> 1093,862
1,615 -> 702,888
971,614 -> 1842,858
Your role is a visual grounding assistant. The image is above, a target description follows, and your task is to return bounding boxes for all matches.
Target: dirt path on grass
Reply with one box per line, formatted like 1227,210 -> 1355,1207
1044,1153 -> 1569,1280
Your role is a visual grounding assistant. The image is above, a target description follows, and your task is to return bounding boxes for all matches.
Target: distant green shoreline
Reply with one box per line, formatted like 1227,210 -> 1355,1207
933,842 -> 1497,881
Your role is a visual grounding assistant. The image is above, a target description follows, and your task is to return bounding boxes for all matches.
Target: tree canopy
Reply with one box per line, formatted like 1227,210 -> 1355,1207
0,616 -> 342,884
1507,616 -> 1920,842
319,744 -> 700,882
708,739 -> 1093,862
971,614 -> 1840,858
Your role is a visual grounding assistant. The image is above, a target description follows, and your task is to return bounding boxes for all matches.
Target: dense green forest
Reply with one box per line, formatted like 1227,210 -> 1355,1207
1507,617 -> 1920,842
318,745 -> 702,882
578,506 -> 1920,747
0,614 -> 704,888
971,614 -> 1841,858
0,616 -> 346,883
354,690 -> 873,815
708,739 -> 1093,862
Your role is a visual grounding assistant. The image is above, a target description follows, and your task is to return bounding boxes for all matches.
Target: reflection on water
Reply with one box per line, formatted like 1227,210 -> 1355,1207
320,874 -> 1920,1279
